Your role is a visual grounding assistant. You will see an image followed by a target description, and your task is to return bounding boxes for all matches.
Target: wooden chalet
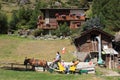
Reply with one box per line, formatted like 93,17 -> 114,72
73,28 -> 119,69
37,8 -> 88,31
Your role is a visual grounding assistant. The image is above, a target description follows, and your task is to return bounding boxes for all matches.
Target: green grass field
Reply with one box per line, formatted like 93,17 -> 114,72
0,35 -> 120,80
0,68 -> 96,80
0,35 -> 76,63
0,68 -> 120,80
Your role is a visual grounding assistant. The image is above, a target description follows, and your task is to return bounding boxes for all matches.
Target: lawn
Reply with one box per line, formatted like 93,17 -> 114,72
0,69 -> 103,80
0,35 -> 76,63
0,68 -> 120,80
0,35 -> 120,80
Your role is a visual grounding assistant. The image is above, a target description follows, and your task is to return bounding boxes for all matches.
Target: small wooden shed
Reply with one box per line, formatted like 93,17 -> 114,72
73,28 -> 119,69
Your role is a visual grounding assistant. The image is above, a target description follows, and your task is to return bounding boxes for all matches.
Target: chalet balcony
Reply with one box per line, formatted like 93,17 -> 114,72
37,18 -> 58,29
55,14 -> 85,21
37,23 -> 58,30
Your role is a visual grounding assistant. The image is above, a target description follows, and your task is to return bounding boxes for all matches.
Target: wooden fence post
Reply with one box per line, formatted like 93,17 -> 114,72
25,64 -> 27,70
11,63 -> 13,69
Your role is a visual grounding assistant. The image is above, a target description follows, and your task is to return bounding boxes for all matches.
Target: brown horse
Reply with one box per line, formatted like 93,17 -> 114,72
24,58 -> 49,71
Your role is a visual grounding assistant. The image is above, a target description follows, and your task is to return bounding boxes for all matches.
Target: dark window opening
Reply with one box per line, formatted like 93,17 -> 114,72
90,34 -> 98,41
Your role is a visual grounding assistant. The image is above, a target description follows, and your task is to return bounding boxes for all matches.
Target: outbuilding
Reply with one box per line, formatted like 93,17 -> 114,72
73,28 -> 119,69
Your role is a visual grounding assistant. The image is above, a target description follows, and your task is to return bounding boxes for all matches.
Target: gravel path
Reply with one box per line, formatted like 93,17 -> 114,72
102,69 -> 120,76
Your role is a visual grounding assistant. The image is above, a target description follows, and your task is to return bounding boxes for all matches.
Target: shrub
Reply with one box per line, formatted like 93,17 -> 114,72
32,29 -> 43,37
0,12 -> 8,34
51,22 -> 70,37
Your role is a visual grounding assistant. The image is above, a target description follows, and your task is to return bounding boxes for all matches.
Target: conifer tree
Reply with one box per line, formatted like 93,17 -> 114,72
92,0 -> 120,33
0,12 -> 8,34
9,11 -> 19,30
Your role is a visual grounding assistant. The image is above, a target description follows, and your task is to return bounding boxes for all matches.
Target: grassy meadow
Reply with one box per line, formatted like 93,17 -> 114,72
0,35 -> 76,63
0,68 -> 102,80
0,35 -> 120,80
0,67 -> 120,80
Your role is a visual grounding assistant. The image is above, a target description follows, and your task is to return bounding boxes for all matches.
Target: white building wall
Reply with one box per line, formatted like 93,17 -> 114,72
70,10 -> 85,15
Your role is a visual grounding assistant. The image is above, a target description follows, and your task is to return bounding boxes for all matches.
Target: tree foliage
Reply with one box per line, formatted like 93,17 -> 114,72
9,1 -> 43,30
32,29 -> 43,37
52,22 -> 70,37
67,0 -> 89,8
18,7 -> 32,22
92,0 -> 120,33
9,7 -> 33,29
82,16 -> 104,31
9,11 -> 19,30
0,12 -> 8,34
0,3 -> 1,10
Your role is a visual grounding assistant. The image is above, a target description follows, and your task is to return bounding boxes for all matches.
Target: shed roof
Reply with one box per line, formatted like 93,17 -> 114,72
74,28 -> 114,41
103,48 -> 118,55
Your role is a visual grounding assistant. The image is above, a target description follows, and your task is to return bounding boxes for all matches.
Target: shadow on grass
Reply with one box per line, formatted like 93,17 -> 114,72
0,66 -> 34,72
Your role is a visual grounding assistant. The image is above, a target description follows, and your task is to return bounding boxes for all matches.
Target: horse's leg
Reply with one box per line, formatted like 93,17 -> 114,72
25,64 -> 27,71
32,66 -> 33,70
43,67 -> 45,72
46,64 -> 49,71
32,66 -> 35,71
43,65 -> 49,72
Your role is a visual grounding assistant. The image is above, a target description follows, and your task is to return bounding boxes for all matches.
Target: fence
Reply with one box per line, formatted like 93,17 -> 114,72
0,62 -> 31,70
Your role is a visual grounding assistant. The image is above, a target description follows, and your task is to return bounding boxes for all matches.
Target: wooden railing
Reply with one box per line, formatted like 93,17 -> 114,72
0,62 -> 31,70
56,15 -> 85,21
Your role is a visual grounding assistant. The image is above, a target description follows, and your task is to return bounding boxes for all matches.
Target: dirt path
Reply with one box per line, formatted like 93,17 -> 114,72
99,68 -> 120,76
102,70 -> 120,76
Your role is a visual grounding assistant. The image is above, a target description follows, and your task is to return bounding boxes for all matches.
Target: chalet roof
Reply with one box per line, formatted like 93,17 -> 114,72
39,8 -> 88,11
74,28 -> 114,40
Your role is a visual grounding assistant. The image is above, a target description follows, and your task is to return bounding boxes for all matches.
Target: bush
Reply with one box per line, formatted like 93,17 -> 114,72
32,29 -> 43,37
51,22 -> 70,37
0,12 -> 8,34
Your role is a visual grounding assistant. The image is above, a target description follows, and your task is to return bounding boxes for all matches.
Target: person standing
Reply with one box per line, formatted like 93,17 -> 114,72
53,51 -> 61,69
55,51 -> 61,62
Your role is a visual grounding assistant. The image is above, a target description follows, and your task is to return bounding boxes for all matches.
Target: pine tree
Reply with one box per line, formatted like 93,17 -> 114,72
9,11 -> 19,30
0,12 -> 8,34
0,3 -> 1,10
82,16 -> 104,31
102,0 -> 120,32
92,0 -> 120,33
